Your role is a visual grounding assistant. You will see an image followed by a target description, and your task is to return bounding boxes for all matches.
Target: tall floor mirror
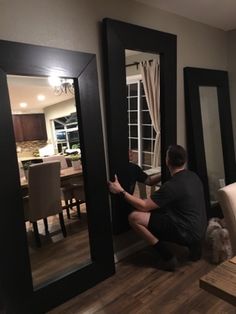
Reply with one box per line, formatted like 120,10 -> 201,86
103,18 -> 177,234
0,40 -> 114,313
184,67 -> 236,218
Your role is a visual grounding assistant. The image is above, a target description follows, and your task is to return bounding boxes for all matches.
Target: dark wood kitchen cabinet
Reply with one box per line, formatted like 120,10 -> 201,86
12,115 -> 24,142
12,114 -> 47,142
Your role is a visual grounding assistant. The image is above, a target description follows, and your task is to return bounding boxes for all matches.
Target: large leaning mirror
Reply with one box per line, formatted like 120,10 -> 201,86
0,40 -> 114,313
184,67 -> 236,218
103,18 -> 177,234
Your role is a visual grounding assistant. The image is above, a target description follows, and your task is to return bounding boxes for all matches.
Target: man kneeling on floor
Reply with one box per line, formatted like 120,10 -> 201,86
108,145 -> 207,271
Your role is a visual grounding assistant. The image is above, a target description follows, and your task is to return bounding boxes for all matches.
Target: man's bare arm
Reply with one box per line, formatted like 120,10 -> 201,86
120,191 -> 158,212
108,175 -> 158,212
144,173 -> 161,186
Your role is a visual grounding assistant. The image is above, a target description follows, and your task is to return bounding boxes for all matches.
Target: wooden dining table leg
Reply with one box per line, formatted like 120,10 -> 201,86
65,200 -> 71,219
76,201 -> 81,219
43,218 -> 49,234
32,221 -> 41,247
59,212 -> 67,237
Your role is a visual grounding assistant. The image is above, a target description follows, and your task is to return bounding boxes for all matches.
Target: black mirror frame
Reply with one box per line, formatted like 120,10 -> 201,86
0,40 -> 114,313
103,18 -> 177,234
184,67 -> 236,218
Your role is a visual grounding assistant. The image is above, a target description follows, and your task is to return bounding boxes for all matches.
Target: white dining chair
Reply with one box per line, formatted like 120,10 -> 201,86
42,155 -> 83,219
18,161 -> 25,179
23,161 -> 67,247
42,155 -> 68,169
218,182 -> 236,255
72,182 -> 85,218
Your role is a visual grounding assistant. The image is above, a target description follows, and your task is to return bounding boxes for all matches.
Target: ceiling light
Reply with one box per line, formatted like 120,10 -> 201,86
48,76 -> 61,87
20,102 -> 28,108
37,94 -> 45,101
48,76 -> 74,96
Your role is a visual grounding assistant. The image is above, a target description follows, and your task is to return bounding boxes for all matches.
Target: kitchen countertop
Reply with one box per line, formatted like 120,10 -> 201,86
18,154 -> 74,162
18,156 -> 43,161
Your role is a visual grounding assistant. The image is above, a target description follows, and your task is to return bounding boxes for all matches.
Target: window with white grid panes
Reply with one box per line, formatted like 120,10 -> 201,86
127,78 -> 156,170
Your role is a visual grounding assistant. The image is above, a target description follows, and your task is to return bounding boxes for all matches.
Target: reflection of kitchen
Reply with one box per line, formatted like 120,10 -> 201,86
8,75 -> 80,168
8,75 -> 91,288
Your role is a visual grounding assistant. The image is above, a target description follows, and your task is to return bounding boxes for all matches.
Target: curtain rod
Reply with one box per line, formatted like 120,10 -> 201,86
125,59 -> 154,69
125,62 -> 139,69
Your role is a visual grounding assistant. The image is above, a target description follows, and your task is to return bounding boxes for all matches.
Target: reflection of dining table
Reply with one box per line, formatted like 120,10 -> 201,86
199,256 -> 236,306
21,167 -> 84,193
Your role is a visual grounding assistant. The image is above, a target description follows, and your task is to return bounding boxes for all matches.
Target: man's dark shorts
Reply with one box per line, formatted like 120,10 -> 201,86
148,209 -> 188,245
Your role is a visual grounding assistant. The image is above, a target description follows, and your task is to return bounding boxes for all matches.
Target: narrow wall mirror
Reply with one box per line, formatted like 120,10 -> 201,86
184,67 -> 236,218
103,18 -> 177,234
0,40 -> 114,313
199,86 -> 226,204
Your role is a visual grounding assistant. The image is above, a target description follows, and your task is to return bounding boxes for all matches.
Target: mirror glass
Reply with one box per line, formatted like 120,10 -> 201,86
125,50 -> 161,198
199,86 -> 225,204
7,75 -> 91,288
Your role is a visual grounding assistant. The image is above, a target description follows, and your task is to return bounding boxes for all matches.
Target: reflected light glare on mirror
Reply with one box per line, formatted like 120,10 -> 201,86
199,86 -> 225,203
48,76 -> 74,96
20,102 -> 28,108
48,75 -> 61,87
37,94 -> 45,101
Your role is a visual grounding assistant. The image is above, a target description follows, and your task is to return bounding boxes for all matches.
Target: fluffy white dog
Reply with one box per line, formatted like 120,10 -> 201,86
205,218 -> 232,264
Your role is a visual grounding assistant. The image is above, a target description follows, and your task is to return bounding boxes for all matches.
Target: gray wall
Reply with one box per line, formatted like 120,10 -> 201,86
227,30 -> 236,155
0,0 -> 228,147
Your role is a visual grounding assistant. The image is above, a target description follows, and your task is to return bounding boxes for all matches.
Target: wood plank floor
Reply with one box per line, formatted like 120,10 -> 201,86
27,205 -> 91,288
48,248 -> 236,314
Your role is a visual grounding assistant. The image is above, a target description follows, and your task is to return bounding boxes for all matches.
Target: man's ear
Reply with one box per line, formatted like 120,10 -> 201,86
165,155 -> 169,167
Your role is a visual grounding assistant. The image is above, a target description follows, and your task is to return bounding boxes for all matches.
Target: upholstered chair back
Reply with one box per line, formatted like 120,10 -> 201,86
218,182 -> 236,255
25,161 -> 62,222
18,161 -> 25,179
43,155 -> 68,169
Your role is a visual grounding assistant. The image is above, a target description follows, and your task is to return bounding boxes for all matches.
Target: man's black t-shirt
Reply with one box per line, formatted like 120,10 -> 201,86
150,169 -> 207,242
128,162 -> 148,194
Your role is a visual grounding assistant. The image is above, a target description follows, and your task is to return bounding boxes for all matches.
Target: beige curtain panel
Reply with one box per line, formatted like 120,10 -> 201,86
140,57 -> 160,168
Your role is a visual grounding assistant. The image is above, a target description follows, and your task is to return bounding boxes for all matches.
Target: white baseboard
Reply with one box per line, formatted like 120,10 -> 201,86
114,240 -> 147,263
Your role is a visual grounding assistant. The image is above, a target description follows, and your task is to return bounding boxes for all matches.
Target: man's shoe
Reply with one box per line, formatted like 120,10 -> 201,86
188,241 -> 202,261
156,255 -> 177,272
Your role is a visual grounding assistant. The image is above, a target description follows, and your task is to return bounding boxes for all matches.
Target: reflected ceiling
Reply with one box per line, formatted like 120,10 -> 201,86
7,75 -> 74,114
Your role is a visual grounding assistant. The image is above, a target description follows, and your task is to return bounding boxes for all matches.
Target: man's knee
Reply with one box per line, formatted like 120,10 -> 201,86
128,211 -> 149,227
128,211 -> 141,226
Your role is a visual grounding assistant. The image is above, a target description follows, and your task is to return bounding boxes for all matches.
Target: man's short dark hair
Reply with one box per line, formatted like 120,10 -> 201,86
167,145 -> 187,167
